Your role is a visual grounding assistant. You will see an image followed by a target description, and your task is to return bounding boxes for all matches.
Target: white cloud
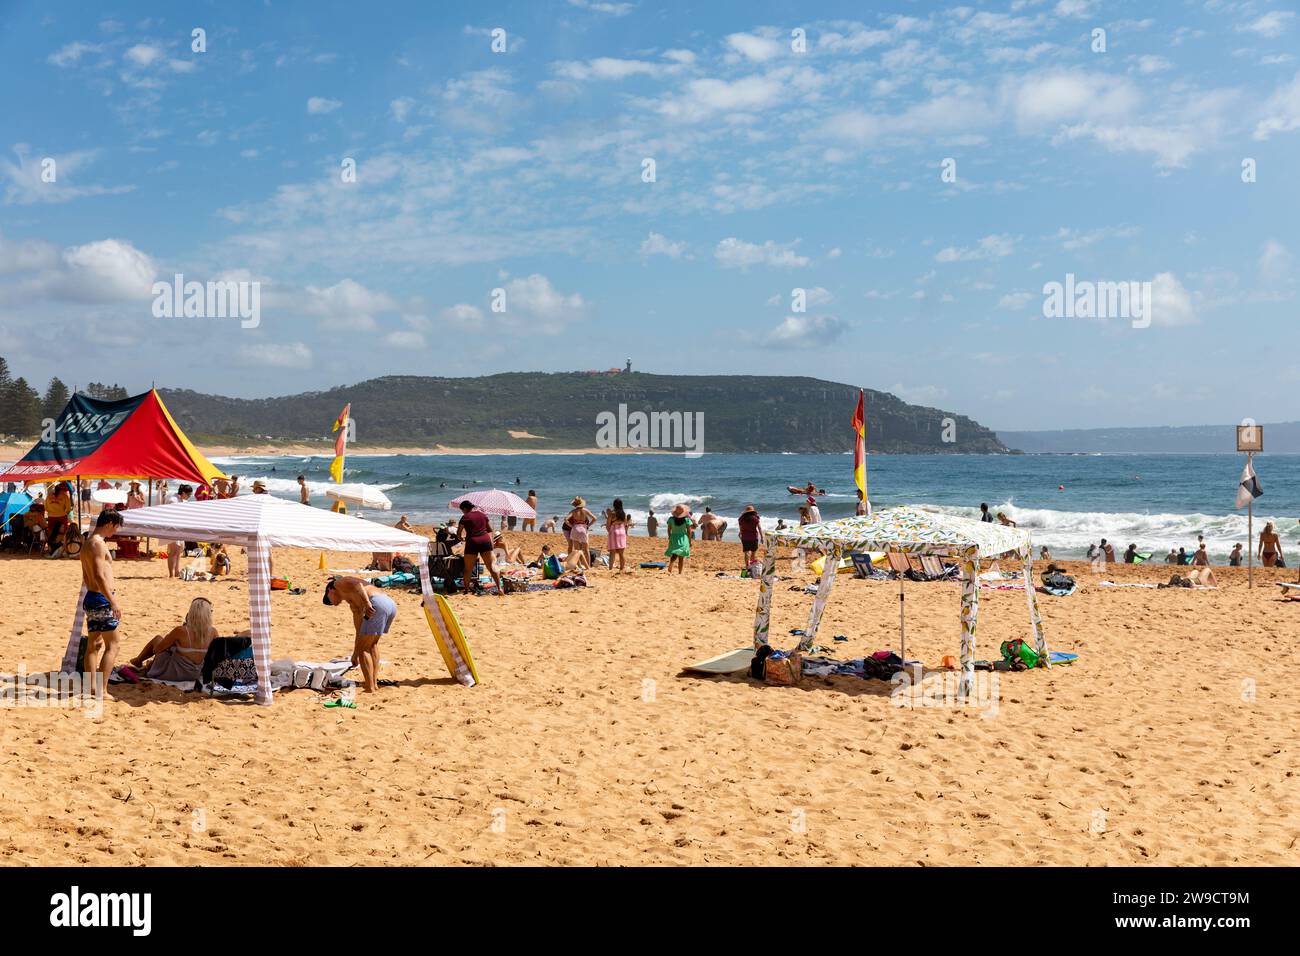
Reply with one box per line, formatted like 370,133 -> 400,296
724,32 -> 784,63
1054,225 -> 1139,249
998,291 -> 1034,310
640,232 -> 686,259
390,97 -> 414,122
1053,121 -> 1199,168
500,273 -> 586,334
554,57 -> 669,81
1053,0 -> 1092,19
655,75 -> 784,122
48,42 -> 102,67
307,96 -> 342,115
439,303 -> 486,329
124,43 -> 164,68
383,330 -> 427,350
0,236 -> 156,306
297,278 -> 397,331
1254,72 -> 1300,139
239,342 -> 313,368
715,237 -> 809,270
1259,239 -> 1292,283
889,382 -> 948,405
0,146 -> 134,205
1134,55 -> 1172,74
1009,70 -> 1139,130
567,0 -> 634,15
1148,272 -> 1196,327
934,234 -> 1016,262
1238,12 -> 1295,39
762,315 -> 847,349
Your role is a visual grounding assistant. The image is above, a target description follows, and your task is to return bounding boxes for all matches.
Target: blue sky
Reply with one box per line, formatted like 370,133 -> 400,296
0,0 -> 1297,430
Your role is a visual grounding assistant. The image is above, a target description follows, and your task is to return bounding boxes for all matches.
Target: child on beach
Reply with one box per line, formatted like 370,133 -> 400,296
665,504 -> 695,573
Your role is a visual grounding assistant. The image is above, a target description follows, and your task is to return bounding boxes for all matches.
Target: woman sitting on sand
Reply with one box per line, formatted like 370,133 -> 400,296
665,504 -> 695,574
565,497 -> 596,568
493,533 -> 525,564
1258,522 -> 1283,567
604,499 -> 632,573
127,597 -> 218,683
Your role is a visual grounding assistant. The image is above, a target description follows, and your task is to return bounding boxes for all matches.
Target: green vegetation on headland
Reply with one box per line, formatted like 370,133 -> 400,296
158,372 -> 1015,454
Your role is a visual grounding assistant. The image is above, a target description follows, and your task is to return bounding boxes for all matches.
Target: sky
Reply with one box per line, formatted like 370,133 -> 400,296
0,0 -> 1297,431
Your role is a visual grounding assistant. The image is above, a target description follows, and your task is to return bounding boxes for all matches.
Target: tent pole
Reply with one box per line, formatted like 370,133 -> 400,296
75,474 -> 82,533
1247,451 -> 1253,590
146,478 -> 152,555
898,575 -> 905,661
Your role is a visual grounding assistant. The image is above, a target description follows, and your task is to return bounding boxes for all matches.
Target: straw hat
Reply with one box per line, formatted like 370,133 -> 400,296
252,480 -> 267,492
571,496 -> 585,508
671,503 -> 688,518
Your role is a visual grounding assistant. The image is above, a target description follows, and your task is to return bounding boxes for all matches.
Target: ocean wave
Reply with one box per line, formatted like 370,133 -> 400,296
648,492 -> 712,511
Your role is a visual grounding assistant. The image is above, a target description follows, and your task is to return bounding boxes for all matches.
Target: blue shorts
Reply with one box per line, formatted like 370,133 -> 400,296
83,591 -> 119,633
360,593 -> 397,637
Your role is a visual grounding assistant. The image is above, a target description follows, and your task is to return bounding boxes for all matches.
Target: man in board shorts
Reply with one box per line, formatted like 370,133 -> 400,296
81,510 -> 125,689
323,575 -> 397,692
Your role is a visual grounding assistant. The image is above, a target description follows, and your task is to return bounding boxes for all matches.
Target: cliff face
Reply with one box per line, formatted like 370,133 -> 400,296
161,372 -> 1013,454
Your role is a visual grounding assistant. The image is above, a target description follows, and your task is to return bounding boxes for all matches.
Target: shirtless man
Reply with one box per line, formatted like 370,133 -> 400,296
298,474 -> 310,505
323,575 -> 398,692
81,511 -> 125,688
523,490 -> 538,532
698,508 -> 724,541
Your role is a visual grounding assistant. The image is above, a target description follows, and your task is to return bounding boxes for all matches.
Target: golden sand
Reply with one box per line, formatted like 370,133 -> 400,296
1,531 -> 1296,866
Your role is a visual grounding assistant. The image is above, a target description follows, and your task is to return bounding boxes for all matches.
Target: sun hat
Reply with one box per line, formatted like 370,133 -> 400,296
571,497 -> 585,507
671,503 -> 688,517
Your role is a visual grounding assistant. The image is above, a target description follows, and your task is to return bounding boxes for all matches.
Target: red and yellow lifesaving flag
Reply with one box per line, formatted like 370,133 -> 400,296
852,390 -> 870,515
328,403 -> 350,484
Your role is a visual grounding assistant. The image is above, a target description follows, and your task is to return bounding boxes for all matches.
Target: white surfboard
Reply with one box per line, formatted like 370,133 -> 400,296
683,648 -> 754,674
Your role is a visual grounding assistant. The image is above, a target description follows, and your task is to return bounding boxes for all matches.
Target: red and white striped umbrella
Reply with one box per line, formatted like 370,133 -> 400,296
447,488 -> 536,519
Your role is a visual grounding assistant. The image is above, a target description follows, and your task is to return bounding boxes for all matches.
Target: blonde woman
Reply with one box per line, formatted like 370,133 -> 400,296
127,597 -> 219,683
1258,522 -> 1283,567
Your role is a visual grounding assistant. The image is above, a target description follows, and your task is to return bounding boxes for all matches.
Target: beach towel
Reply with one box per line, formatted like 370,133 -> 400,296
1037,584 -> 1076,597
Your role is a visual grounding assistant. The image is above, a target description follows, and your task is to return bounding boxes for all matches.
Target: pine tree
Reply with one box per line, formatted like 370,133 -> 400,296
8,377 -> 43,437
42,377 -> 70,421
0,356 -> 12,436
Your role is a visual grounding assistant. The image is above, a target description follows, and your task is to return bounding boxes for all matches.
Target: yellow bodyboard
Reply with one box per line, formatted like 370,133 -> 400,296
423,594 -> 480,686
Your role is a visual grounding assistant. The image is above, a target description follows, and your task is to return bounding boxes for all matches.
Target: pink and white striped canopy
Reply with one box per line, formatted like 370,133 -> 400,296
447,488 -> 536,519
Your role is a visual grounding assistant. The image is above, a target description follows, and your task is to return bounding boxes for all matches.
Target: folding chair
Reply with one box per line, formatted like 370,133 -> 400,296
849,551 -> 875,578
885,551 -> 912,579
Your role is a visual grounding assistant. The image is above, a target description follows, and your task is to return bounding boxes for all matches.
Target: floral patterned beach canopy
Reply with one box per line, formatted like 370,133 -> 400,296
766,506 -> 1031,560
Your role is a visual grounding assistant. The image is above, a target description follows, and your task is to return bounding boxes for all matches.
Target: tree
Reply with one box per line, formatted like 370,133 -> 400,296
0,356 -> 12,436
6,377 -> 43,437
42,377 -> 70,421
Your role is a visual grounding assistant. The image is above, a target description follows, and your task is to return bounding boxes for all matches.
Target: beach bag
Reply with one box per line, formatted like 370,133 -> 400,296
1000,639 -> 1040,671
212,648 -> 257,689
764,651 -> 802,686
270,577 -> 290,591
863,651 -> 904,680
543,555 -> 563,579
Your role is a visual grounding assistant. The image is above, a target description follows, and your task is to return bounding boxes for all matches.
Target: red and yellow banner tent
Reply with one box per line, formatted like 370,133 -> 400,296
0,389 -> 227,487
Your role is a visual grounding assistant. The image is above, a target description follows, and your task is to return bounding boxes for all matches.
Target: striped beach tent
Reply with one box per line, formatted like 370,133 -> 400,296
755,506 -> 1047,697
62,494 -> 475,704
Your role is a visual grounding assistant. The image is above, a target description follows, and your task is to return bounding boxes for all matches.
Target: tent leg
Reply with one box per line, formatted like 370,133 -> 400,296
752,546 -> 777,648
800,546 -> 840,650
247,540 -> 274,705
958,555 -> 978,699
1024,551 -> 1048,666
898,576 -> 905,662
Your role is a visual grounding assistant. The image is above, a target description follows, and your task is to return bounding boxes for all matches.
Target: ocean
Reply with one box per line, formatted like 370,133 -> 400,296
208,452 -> 1300,561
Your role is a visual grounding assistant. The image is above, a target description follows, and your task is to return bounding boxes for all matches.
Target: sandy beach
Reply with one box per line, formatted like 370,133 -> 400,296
2,531 -> 1295,867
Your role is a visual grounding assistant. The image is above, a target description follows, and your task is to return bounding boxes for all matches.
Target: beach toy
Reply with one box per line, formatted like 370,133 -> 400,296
423,593 -> 480,685
1058,485 -> 1064,491
941,655 -> 957,669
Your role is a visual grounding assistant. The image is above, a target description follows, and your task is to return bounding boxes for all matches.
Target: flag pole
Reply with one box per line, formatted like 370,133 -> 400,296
1247,451 -> 1254,590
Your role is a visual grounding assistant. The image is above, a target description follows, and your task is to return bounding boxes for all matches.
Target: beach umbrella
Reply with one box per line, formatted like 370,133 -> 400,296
325,483 -> 393,511
448,488 -> 536,519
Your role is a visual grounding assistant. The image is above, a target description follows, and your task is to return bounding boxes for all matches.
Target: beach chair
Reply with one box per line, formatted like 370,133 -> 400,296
920,555 -> 952,580
885,551 -> 912,579
849,551 -> 875,578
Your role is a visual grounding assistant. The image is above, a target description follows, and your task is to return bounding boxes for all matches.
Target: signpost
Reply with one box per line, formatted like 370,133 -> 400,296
1237,423 -> 1263,588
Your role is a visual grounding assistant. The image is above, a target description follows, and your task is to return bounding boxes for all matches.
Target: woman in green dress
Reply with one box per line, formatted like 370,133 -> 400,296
665,503 -> 695,573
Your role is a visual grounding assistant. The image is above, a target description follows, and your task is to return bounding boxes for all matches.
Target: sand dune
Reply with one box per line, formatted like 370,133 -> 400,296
1,530 -> 1296,866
